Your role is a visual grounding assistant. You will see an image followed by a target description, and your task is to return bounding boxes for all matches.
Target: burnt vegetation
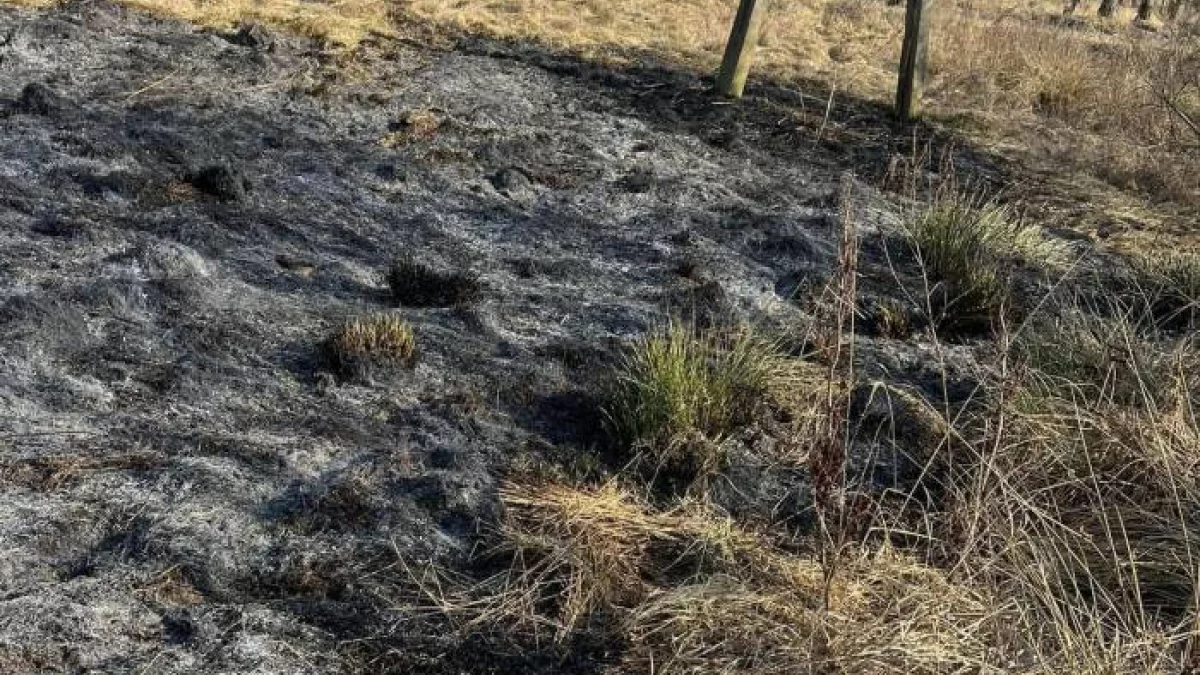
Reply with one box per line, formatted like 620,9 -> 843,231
0,0 -> 1198,673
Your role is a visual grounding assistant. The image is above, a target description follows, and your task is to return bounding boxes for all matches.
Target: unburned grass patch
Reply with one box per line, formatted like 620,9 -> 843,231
1129,250 -> 1200,329
601,321 -> 819,485
325,311 -> 417,381
904,189 -> 1067,335
118,0 -> 391,46
1013,300 -> 1193,407
623,551 -> 993,675
401,480 -> 998,673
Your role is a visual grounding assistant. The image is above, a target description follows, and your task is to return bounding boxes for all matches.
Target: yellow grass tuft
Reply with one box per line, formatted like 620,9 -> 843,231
495,481 -> 667,634
327,312 -> 417,372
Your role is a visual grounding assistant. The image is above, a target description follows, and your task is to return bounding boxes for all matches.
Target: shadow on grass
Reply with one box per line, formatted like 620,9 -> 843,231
390,15 -> 1199,241
392,16 -> 1013,191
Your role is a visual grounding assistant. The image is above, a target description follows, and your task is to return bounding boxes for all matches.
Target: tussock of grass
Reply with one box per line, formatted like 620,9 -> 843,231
388,256 -> 481,308
495,481 -> 666,635
905,192 -> 1039,333
326,312 -> 417,378
1131,251 -> 1200,328
1014,304 -> 1190,407
904,187 -> 1073,335
868,297 -> 915,339
602,321 -> 817,479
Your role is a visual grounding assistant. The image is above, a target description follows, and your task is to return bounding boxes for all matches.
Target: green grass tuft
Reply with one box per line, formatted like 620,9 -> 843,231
906,191 -> 1065,335
602,321 -> 809,481
1131,251 -> 1200,329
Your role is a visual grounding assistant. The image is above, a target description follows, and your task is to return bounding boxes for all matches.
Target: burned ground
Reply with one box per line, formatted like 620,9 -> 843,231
0,2 -> 1068,673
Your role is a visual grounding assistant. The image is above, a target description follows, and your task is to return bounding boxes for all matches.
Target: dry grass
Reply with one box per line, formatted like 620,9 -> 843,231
1016,308 -> 1183,406
1130,250 -> 1200,327
494,481 -> 666,635
406,479 -> 998,672
325,312 -> 417,377
624,548 -> 995,675
957,374 -> 1200,671
893,284 -> 1200,671
119,0 -> 391,45
932,14 -> 1200,205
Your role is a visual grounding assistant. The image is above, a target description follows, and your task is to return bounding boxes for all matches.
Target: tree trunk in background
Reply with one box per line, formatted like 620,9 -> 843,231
1165,0 -> 1181,19
1136,0 -> 1152,19
895,0 -> 931,120
1098,0 -> 1117,16
715,0 -> 771,98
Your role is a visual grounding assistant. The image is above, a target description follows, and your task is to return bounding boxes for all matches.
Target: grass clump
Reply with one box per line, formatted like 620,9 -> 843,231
492,481 -> 668,636
1131,251 -> 1200,328
325,312 -> 417,380
906,191 -> 1062,335
1014,302 -> 1188,408
867,297 -> 915,339
388,256 -> 481,308
601,321 -> 812,480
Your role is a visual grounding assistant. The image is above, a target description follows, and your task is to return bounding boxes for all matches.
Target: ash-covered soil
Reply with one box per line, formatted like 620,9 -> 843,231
0,2 -> 1010,672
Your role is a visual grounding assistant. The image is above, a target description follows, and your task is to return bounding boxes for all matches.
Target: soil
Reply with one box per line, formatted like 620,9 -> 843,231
0,2 -> 1073,672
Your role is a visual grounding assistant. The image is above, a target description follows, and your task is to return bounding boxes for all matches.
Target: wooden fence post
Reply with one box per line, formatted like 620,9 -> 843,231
716,0 -> 771,98
895,0 -> 931,120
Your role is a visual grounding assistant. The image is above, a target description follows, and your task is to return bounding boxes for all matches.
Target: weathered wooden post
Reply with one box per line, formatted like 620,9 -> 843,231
895,0 -> 932,119
716,0 -> 771,98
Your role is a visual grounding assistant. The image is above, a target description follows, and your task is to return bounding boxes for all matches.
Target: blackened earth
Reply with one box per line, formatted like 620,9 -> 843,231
0,2 -> 1031,672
